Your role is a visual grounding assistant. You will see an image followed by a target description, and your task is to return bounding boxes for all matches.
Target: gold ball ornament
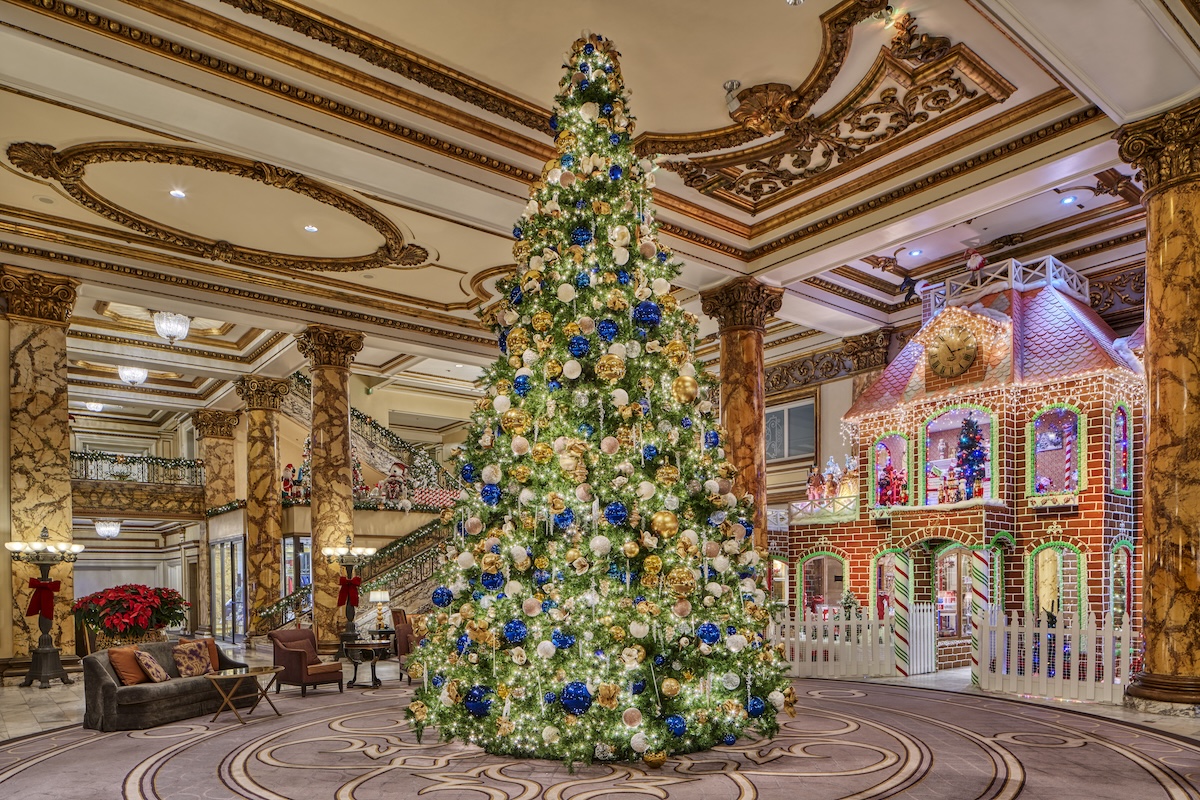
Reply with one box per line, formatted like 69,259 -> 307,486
532,311 -> 553,331
500,408 -> 533,435
522,268 -> 544,285
508,355 -> 523,368
660,294 -> 679,312
671,375 -> 699,404
512,240 -> 531,262
532,443 -> 554,463
555,131 -> 577,153
650,510 -> 679,537
506,328 -> 530,354
607,289 -> 629,312
509,465 -> 531,483
666,566 -> 697,597
563,322 -> 582,337
643,555 -> 663,575
622,540 -> 640,558
656,465 -> 681,486
595,354 -> 627,383
440,508 -> 455,523
661,678 -> 681,697
495,379 -> 513,395
544,359 -> 563,379
664,339 -> 689,367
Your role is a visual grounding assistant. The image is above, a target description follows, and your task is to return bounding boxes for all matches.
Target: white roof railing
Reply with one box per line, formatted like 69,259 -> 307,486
926,256 -> 1089,316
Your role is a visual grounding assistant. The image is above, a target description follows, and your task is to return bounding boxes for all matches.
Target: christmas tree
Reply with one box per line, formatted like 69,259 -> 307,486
956,414 -> 986,499
405,33 -> 789,766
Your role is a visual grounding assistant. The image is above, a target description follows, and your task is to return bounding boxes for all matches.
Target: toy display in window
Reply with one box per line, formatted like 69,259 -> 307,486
875,457 -> 908,506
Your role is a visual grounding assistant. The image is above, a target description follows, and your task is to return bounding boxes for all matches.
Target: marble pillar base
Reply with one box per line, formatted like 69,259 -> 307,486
1125,693 -> 1200,717
1127,672 -> 1200,706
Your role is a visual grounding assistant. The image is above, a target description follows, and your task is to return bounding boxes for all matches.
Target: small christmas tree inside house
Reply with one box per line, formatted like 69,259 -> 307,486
955,414 -> 987,500
405,33 -> 789,766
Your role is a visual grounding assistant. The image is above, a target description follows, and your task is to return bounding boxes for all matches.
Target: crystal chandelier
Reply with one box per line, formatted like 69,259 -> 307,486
117,365 -> 148,385
152,311 -> 192,344
94,520 -> 122,540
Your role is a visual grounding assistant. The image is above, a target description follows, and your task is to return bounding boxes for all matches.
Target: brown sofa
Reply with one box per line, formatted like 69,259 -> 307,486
268,628 -> 344,696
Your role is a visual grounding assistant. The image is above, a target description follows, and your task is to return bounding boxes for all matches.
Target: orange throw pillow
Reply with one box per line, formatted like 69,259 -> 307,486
181,637 -> 220,671
107,646 -> 148,686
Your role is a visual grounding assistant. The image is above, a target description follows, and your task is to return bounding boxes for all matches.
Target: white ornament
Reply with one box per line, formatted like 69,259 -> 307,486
713,555 -> 731,574
652,278 -> 671,296
563,360 -> 582,380
575,483 -> 593,502
608,342 -> 627,359
580,102 -> 599,122
557,284 -> 576,303
589,534 -> 612,556
613,246 -> 630,266
504,580 -> 524,597
519,488 -> 537,505
509,545 -> 527,562
609,225 -> 631,246
522,349 -> 538,365
611,388 -> 629,406
769,690 -> 786,710
547,168 -> 562,184
630,732 -> 649,753
704,479 -> 720,494
629,621 -> 649,639
721,672 -> 741,690
515,366 -> 532,378
706,582 -> 724,596
537,640 -> 557,659
625,340 -> 642,358
636,481 -> 656,500
726,634 -> 748,653
456,552 -> 476,569
481,465 -> 502,485
542,725 -> 561,744
680,363 -> 697,377
493,395 -> 511,413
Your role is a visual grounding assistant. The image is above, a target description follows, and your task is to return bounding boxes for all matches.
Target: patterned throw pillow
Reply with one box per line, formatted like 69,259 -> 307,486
133,650 -> 171,683
173,639 -> 215,678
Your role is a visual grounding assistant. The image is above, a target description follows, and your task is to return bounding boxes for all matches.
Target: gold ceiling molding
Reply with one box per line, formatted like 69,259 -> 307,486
6,140 -> 429,272
94,300 -> 234,339
68,329 -> 290,364
71,361 -> 190,384
0,233 -> 495,348
69,376 -> 217,401
798,277 -> 895,313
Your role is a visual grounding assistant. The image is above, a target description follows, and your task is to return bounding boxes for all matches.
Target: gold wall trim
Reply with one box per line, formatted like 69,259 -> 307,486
6,140 -> 428,273
67,377 -> 220,401
94,300 -> 236,339
798,277 -> 895,313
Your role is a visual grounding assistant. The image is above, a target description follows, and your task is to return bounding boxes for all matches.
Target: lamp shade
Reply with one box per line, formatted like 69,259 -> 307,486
117,365 -> 148,385
94,520 -> 121,539
368,590 -> 390,604
152,310 -> 191,344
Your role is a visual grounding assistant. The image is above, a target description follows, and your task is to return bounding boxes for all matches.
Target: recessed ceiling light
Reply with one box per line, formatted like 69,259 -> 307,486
1061,196 -> 1076,205
455,364 -> 464,368
304,224 -> 318,232
908,249 -> 922,257
34,195 -> 54,205
169,189 -> 186,199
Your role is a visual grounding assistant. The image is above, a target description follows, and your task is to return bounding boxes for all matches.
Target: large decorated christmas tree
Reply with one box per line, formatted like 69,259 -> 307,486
405,33 -> 789,766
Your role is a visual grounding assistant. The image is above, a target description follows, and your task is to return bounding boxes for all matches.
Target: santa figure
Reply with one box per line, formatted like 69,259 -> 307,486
384,461 -> 409,504
281,464 -> 296,499
965,247 -> 987,272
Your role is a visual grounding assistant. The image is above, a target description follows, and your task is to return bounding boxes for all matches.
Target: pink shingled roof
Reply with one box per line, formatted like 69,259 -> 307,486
845,339 -> 924,418
1126,323 -> 1146,355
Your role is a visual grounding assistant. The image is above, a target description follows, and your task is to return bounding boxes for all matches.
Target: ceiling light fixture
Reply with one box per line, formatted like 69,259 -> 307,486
169,189 -> 186,198
85,402 -> 104,413
151,310 -> 192,345
94,520 -> 122,540
1060,196 -> 1077,205
117,365 -> 148,386
455,364 -> 465,368
909,249 -> 923,257
785,0 -> 804,5
304,224 -> 318,232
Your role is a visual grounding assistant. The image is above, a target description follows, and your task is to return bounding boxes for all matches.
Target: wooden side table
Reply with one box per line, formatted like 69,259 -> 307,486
205,665 -> 284,724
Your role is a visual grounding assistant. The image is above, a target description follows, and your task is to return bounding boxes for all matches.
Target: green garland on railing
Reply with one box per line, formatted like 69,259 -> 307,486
357,520 -> 449,571
205,499 -> 247,517
255,584 -> 312,619
71,451 -> 204,468
279,497 -> 444,514
361,547 -> 442,593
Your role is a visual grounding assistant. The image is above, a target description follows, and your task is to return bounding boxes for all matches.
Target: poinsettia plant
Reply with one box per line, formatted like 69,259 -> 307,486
72,584 -> 190,633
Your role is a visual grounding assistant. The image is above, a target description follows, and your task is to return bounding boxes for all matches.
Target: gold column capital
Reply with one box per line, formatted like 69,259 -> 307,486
1116,94 -> 1200,200
234,375 -> 291,410
295,324 -> 364,369
0,266 -> 78,327
192,408 -> 241,439
699,276 -> 784,332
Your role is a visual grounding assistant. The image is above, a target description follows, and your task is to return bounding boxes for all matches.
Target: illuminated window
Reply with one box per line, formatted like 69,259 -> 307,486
765,398 -> 816,463
1112,406 -> 1130,492
802,556 -> 843,617
1112,547 -> 1131,627
1032,545 -> 1080,624
876,552 -> 898,619
873,434 -> 909,507
936,548 -> 972,638
1032,407 -> 1080,494
925,408 -> 991,504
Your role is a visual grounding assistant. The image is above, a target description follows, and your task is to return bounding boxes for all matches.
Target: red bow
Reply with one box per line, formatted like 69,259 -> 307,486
337,575 -> 362,607
26,578 -> 60,619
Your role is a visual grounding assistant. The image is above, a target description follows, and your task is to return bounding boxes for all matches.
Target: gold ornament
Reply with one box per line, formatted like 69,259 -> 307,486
407,661 -> 425,680
607,289 -> 629,312
615,426 -> 635,446
501,408 -> 533,435
563,322 -> 582,337
534,555 -> 549,570
510,465 -> 532,483
532,443 -> 554,463
523,268 -> 544,285
549,494 -> 566,513
592,200 -> 612,215
532,311 -> 553,331
666,566 -> 696,596
506,328 -> 530,354
660,294 -> 678,312
481,553 -> 502,573
671,375 -> 699,403
512,240 -> 531,262
643,555 -> 663,575
639,376 -> 654,391
440,508 -> 455,523
661,678 -> 681,697
610,624 -> 626,641
664,339 -> 689,368
544,359 -> 563,379
656,465 -> 680,486
495,379 -> 512,395
650,510 -> 679,537
508,355 -> 523,368
595,354 -> 627,382
603,271 -> 617,284
555,131 -> 577,153
644,751 -> 667,768
622,540 -> 640,557
640,573 -> 659,588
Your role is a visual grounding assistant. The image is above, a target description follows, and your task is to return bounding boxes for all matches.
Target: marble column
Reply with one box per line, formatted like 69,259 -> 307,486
295,325 -> 363,650
2,267 -> 78,658
192,409 -> 241,636
700,277 -> 783,548
235,376 -> 290,634
1118,97 -> 1200,706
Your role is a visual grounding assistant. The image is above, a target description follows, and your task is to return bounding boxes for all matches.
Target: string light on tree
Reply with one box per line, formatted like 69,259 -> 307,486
405,32 -> 788,767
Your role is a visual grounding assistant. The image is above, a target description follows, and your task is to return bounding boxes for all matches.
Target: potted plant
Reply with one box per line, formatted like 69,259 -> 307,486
72,584 -> 190,648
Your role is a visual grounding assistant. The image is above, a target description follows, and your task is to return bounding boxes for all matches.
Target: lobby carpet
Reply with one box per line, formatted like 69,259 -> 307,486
1,680 -> 1198,799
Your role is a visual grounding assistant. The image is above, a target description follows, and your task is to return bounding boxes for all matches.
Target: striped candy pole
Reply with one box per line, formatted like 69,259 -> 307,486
1064,429 -> 1075,491
892,553 -> 911,677
970,548 -> 991,686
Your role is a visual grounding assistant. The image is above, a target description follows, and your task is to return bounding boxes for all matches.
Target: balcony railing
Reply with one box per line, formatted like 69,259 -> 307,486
70,452 -> 206,486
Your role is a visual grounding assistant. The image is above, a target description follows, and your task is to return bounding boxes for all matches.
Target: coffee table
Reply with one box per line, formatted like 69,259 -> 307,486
344,640 -> 392,688
205,665 -> 284,724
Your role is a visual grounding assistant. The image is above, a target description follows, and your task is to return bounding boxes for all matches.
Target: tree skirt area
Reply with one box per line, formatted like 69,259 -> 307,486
2,680 -> 1198,799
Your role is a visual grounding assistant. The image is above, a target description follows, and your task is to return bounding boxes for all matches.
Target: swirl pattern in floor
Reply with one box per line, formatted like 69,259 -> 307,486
1,680 -> 1198,799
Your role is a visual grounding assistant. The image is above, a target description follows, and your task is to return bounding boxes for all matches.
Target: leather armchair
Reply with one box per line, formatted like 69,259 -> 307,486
268,629 -> 344,697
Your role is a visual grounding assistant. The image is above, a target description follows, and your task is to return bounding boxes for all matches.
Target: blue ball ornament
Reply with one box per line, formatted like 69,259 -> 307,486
657,251 -> 669,263
480,484 -> 501,506
604,502 -> 628,526
456,634 -> 470,654
723,734 -> 737,746
682,417 -> 693,429
554,508 -> 575,530
534,569 -> 551,586
609,164 -> 623,181
561,153 -> 576,169
504,620 -> 528,645
583,42 -> 595,54
544,691 -> 557,705
512,226 -> 523,240
463,686 -> 493,718
597,319 -> 619,341
549,114 -> 559,131
513,374 -> 531,396
498,330 -> 508,354
568,335 -> 591,358
635,595 -> 645,605
740,519 -> 754,538
705,430 -> 721,449
632,301 -> 662,327
653,655 -> 666,667
631,679 -> 647,695
432,675 -> 445,688
480,570 -> 505,590
471,590 -> 483,601
579,61 -> 589,74
747,696 -> 766,718
726,625 -> 737,635
575,199 -> 586,210
577,422 -> 595,438
571,227 -> 593,246
541,599 -> 556,613
638,397 -> 650,415
579,79 -> 589,90
604,64 -> 613,73
560,681 -> 593,715
609,133 -> 621,145
432,587 -> 453,607
666,715 -> 687,737
642,443 -> 659,461
460,463 -> 478,483
617,270 -> 631,285
602,102 -> 613,116
548,380 -> 562,392
575,271 -> 591,289
697,622 -> 721,645
551,629 -> 576,649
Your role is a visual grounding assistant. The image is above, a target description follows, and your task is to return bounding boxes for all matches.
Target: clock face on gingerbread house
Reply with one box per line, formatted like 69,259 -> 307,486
927,325 -> 978,378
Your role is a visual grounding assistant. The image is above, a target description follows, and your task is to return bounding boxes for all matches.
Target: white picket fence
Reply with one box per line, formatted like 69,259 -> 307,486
772,612 -> 897,678
975,609 -> 1134,705
908,603 -> 937,676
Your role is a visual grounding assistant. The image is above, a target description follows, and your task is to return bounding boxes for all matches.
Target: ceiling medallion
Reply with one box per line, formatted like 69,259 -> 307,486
5,141 -> 430,273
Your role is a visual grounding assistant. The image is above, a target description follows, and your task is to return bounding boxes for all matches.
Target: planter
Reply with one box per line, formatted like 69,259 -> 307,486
95,628 -> 169,649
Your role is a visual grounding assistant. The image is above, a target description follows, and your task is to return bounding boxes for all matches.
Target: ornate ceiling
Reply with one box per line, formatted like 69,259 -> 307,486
0,0 -> 1193,419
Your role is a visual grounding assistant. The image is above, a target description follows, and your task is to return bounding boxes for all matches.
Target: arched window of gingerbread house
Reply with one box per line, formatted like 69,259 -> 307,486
800,555 -> 844,618
935,547 -> 973,638
924,407 -> 992,504
1029,544 -> 1082,624
1112,405 -> 1131,494
1030,406 -> 1081,496
872,433 -> 910,507
1111,545 -> 1132,627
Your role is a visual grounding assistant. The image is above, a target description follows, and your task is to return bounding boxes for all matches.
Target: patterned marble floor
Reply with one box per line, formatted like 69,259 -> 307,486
2,677 -> 1200,799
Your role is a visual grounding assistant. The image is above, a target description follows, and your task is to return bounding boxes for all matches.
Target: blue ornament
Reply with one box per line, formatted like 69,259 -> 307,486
481,571 -> 505,591
597,319 -> 619,341
575,271 -> 591,289
498,330 -> 508,354
549,114 -> 559,131
632,301 -> 662,327
491,543 -> 501,554
602,102 -> 613,116
642,444 -> 659,461
609,164 -> 623,181
577,422 -> 595,438
496,593 -> 507,600
635,595 -> 645,604
638,397 -> 650,415
544,691 -> 557,705
512,226 -> 523,240
456,634 -> 470,654
632,679 -> 647,695
583,42 -> 595,54
460,463 -> 478,483
504,620 -> 528,644
726,625 -> 737,635
604,64 -> 614,73
604,502 -> 628,526
653,655 -> 666,667
609,133 -> 620,145
534,569 -> 551,586
723,734 -> 737,746
568,336 -> 591,358
463,686 -> 493,718
705,430 -> 721,449
560,681 -> 593,715
579,79 -> 589,91
480,484 -> 501,506
575,199 -> 586,210
548,380 -> 562,392
432,675 -> 445,688
682,417 -> 693,429
471,590 -> 483,601
665,714 -> 687,737
552,629 -> 576,649
740,519 -> 754,538
541,599 -> 556,613
571,227 -> 593,246
513,374 -> 531,397
554,508 -> 575,530
657,251 -> 669,263
747,696 -> 766,718
432,587 -> 453,607
561,153 -> 576,169
697,622 -> 721,645
579,61 -> 589,73
617,270 -> 631,285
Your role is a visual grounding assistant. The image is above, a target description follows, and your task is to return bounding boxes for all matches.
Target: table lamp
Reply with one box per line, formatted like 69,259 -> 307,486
369,590 -> 390,631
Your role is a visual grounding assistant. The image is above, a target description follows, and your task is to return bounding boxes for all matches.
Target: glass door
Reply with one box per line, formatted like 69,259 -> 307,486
210,540 -> 247,643
281,535 -> 312,596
